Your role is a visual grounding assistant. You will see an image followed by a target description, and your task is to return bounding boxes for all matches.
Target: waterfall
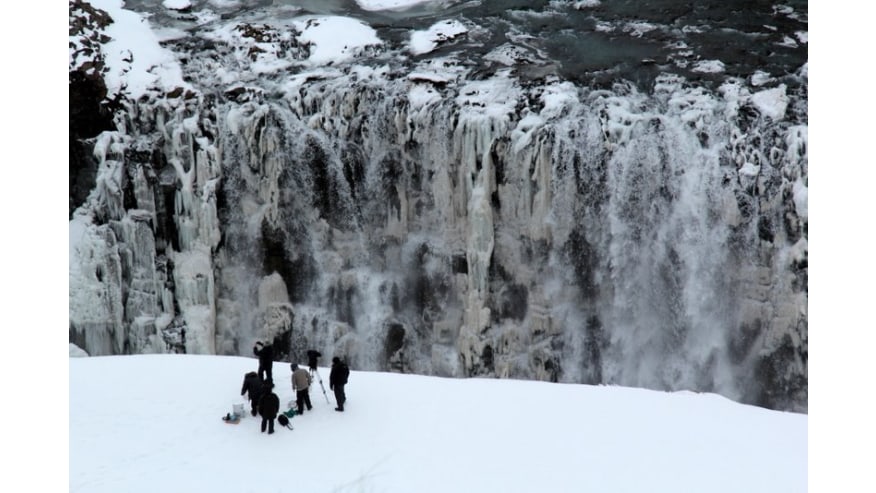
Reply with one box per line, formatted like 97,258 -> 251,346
68,0 -> 807,412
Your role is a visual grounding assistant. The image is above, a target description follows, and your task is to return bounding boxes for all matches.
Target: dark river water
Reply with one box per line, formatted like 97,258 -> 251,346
124,0 -> 808,90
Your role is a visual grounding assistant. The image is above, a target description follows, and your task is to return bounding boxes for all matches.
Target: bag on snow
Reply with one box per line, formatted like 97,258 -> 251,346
278,414 -> 293,430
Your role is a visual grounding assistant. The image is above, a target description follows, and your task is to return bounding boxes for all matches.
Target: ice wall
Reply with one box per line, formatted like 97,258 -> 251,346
69,3 -> 807,411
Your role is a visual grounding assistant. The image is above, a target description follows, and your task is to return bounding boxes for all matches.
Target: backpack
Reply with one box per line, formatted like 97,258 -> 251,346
277,414 -> 293,430
340,363 -> 350,384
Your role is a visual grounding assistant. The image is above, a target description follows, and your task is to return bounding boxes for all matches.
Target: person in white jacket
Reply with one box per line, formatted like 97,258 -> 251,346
291,363 -> 313,415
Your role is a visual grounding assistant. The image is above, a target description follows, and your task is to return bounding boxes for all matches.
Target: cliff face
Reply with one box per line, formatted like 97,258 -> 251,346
69,0 -> 807,411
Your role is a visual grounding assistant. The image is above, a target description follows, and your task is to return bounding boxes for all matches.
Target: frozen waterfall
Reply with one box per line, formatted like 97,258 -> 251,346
68,0 -> 807,412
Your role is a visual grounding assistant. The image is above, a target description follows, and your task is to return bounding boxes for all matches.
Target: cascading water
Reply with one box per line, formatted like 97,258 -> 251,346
69,0 -> 807,412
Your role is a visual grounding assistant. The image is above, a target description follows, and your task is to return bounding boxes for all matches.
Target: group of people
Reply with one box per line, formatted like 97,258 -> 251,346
240,342 -> 350,435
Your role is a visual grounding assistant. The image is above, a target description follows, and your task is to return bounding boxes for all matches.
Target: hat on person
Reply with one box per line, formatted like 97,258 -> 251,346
255,341 -> 264,348
332,357 -> 340,364
291,363 -> 298,370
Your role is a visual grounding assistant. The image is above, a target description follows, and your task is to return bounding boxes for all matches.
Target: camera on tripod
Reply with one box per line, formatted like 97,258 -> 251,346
303,349 -> 330,404
306,349 -> 322,372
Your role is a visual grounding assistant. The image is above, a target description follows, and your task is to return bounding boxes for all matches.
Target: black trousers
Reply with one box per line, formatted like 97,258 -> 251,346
296,389 -> 313,413
333,384 -> 346,409
258,365 -> 273,384
261,417 -> 275,433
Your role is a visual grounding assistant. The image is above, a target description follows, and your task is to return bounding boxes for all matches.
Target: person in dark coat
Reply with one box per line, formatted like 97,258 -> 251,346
306,349 -> 322,372
329,356 -> 349,412
258,382 -> 280,434
253,341 -> 274,384
240,371 -> 265,417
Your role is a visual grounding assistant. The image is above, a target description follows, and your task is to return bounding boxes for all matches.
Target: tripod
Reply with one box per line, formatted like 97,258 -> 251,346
310,367 -> 332,404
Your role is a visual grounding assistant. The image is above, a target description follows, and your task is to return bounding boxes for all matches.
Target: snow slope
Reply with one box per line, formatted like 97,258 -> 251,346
69,354 -> 806,493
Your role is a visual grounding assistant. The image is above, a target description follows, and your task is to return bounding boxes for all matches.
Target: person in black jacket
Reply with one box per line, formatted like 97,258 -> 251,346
240,371 -> 265,417
253,341 -> 274,384
258,382 -> 280,434
329,356 -> 349,412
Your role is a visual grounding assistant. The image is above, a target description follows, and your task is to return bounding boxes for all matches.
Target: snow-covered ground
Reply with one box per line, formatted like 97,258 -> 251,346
355,0 -> 439,11
66,353 -> 804,493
